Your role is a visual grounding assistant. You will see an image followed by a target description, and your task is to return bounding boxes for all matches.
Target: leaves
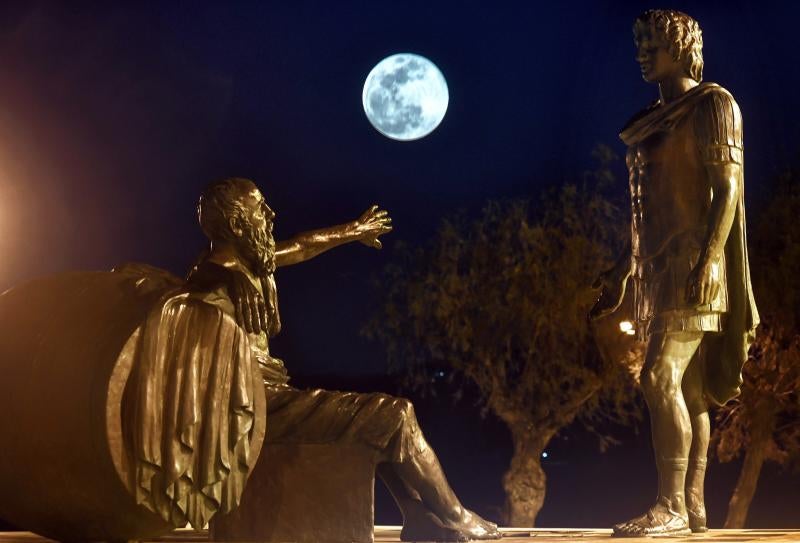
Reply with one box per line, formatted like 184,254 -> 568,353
713,166 -> 800,471
365,144 -> 642,441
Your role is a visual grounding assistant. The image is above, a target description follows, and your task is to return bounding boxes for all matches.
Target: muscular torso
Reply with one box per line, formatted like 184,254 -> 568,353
627,116 -> 710,260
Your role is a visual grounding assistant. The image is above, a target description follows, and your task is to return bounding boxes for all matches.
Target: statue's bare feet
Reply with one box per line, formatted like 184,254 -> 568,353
686,491 -> 707,533
440,508 -> 500,541
401,499 -> 464,542
400,501 -> 500,541
612,499 -> 691,537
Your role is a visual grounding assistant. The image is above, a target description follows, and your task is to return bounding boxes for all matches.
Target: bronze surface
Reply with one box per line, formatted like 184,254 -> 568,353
590,9 -> 758,538
196,177 -> 498,541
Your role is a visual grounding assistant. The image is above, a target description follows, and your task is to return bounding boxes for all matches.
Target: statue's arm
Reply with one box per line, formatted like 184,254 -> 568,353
686,89 -> 743,306
275,205 -> 392,267
687,162 -> 740,305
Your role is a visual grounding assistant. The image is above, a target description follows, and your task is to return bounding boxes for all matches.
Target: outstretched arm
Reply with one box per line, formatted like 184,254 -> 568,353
275,205 -> 392,267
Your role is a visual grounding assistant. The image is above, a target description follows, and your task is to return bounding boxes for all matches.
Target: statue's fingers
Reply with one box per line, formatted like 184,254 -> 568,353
373,209 -> 388,218
372,238 -> 383,249
257,296 -> 268,335
250,291 -> 263,333
685,281 -> 696,304
235,290 -> 246,330
701,281 -> 711,306
241,292 -> 254,334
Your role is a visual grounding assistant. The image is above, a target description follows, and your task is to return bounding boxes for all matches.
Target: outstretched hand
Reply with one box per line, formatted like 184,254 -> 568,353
354,205 -> 393,249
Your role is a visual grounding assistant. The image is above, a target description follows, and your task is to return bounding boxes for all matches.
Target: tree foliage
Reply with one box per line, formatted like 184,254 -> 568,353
366,146 -> 642,526
713,167 -> 800,528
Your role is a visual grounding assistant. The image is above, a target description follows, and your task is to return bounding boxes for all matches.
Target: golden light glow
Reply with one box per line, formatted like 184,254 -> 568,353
619,321 -> 635,335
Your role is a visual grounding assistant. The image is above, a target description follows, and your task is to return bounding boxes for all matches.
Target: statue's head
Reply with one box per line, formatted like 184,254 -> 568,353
633,9 -> 703,84
198,177 -> 276,275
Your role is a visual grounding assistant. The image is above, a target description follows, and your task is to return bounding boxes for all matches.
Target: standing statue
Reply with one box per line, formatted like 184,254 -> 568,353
191,177 -> 499,541
590,9 -> 759,537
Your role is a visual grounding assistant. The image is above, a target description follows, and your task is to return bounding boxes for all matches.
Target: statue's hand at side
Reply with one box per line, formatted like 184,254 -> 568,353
685,260 -> 719,307
353,205 -> 393,249
589,269 -> 628,321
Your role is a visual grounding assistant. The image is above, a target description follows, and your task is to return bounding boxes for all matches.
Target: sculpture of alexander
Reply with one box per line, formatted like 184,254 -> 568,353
590,9 -> 759,537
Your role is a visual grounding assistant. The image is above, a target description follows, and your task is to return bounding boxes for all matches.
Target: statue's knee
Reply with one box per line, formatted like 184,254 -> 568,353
395,397 -> 415,421
641,366 -> 681,403
684,391 -> 708,417
640,369 -> 659,400
383,397 -> 418,432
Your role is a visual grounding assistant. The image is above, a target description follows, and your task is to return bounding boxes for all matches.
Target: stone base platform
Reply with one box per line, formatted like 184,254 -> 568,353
1,527 -> 799,542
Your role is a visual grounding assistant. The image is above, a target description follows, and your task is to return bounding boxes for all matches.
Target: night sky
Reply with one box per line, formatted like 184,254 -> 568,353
0,0 -> 798,528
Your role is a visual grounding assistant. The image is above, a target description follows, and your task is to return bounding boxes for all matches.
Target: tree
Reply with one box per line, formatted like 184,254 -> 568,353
366,146 -> 642,526
713,168 -> 800,528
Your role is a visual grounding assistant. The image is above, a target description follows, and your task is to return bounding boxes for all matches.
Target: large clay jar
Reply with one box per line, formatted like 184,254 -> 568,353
0,270 -> 266,542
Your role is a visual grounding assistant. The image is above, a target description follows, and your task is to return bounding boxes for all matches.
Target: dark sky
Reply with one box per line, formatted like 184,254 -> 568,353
0,0 -> 799,378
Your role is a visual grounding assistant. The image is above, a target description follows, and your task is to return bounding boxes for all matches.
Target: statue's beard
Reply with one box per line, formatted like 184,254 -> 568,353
240,222 -> 276,277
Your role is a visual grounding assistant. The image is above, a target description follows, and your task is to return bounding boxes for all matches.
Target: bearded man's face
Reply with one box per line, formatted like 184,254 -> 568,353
236,187 -> 276,276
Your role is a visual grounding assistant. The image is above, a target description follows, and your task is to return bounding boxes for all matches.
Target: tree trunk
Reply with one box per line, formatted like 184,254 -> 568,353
724,437 -> 768,529
502,430 -> 549,527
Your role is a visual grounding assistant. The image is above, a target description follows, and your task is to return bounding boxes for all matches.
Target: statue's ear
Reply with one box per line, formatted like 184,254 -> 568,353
229,217 -> 244,238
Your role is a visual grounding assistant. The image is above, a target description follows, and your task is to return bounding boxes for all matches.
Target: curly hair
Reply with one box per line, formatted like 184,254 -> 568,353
634,9 -> 704,82
197,177 -> 256,242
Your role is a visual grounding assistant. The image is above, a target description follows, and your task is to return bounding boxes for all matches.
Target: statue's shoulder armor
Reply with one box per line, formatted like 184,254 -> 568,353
621,100 -> 660,136
692,83 -> 743,162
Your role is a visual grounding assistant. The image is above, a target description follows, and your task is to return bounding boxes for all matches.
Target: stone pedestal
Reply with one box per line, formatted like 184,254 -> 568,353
212,444 -> 379,543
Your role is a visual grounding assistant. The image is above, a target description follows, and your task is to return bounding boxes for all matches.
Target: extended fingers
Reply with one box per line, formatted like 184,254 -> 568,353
257,293 -> 267,334
242,293 -> 255,334
360,204 -> 379,221
702,280 -> 712,306
366,211 -> 391,226
710,282 -> 721,305
235,285 -> 247,331
234,282 -> 254,333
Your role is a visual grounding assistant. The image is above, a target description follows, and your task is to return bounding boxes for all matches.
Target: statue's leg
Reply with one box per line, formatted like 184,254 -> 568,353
614,331 -> 703,537
682,353 -> 710,532
382,401 -> 499,540
265,387 -> 498,540
377,463 -> 465,542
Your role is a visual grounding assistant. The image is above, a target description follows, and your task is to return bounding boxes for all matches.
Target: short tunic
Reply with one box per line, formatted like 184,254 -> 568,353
624,84 -> 743,339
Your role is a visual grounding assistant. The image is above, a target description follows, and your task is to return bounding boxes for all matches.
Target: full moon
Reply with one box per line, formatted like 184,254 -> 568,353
362,53 -> 449,141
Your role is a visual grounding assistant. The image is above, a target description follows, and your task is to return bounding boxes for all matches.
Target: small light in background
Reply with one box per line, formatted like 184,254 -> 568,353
541,452 -> 549,459
619,321 -> 636,335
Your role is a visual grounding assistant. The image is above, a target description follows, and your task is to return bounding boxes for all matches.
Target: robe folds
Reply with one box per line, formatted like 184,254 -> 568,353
116,263 -> 264,529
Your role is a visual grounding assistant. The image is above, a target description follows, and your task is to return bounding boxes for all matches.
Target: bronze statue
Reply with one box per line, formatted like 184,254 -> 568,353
0,248 -> 269,538
590,9 -> 759,537
190,177 -> 499,542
